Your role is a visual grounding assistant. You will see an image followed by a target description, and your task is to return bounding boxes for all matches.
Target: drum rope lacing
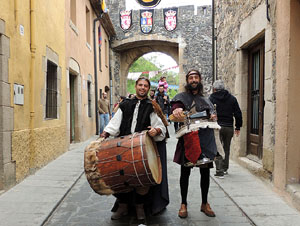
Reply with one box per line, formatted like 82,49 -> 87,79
139,132 -> 156,185
131,132 -> 144,186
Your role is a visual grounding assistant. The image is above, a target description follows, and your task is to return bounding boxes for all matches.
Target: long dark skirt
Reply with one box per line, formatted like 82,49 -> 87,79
147,140 -> 169,214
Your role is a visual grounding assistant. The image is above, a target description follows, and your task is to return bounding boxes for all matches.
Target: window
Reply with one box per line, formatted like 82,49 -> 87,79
98,26 -> 102,71
86,6 -> 91,44
46,61 -> 58,119
247,41 -> 265,158
70,0 -> 76,25
105,39 -> 108,67
87,81 -> 92,117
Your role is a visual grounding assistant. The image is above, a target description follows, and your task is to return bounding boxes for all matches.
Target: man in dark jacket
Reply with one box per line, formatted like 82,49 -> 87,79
209,80 -> 243,177
156,85 -> 170,119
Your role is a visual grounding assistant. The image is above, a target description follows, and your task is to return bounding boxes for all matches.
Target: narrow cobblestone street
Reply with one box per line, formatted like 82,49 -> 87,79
42,125 -> 300,226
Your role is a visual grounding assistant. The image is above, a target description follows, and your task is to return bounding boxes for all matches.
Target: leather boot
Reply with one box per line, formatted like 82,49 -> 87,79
111,203 -> 128,220
201,203 -> 215,217
135,204 -> 146,220
178,204 -> 188,218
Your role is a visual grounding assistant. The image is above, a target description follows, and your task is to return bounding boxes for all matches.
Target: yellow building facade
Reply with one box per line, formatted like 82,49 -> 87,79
0,0 -> 115,190
65,0 -> 115,143
0,0 -> 67,188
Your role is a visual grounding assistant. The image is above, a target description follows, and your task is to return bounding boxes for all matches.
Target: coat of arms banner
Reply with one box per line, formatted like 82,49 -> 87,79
120,10 -> 132,31
140,9 -> 154,34
163,8 -> 178,31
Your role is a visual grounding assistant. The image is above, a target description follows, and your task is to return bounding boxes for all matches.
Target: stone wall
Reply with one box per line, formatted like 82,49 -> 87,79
0,19 -> 16,189
12,126 -> 67,182
215,0 -> 277,173
215,0 -> 264,89
106,0 -> 213,98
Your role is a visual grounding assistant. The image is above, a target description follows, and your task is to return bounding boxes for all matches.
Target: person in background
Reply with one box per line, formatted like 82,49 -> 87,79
155,76 -> 169,97
158,76 -> 168,94
149,89 -> 156,100
98,92 -> 111,134
112,96 -> 126,118
209,80 -> 243,177
156,85 -> 170,121
128,93 -> 135,99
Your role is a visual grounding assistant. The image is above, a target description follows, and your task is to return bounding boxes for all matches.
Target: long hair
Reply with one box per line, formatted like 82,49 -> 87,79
184,69 -> 203,96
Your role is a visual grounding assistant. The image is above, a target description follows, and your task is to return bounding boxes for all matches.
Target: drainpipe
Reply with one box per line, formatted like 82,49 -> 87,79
109,39 -> 113,112
93,15 -> 102,135
212,0 -> 216,82
266,0 -> 270,22
29,0 -> 36,165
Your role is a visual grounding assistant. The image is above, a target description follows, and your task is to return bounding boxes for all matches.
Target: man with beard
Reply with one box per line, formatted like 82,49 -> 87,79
171,69 -> 218,219
100,77 -> 169,221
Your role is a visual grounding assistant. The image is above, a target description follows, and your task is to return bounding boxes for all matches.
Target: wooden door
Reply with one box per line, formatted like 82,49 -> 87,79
247,42 -> 265,159
70,74 -> 75,142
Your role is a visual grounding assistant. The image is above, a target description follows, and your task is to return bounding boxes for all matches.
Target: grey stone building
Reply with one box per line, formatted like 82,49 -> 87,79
214,0 -> 300,210
106,0 -> 213,100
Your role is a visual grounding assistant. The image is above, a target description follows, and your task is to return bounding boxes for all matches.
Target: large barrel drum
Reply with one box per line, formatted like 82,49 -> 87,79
84,131 -> 162,195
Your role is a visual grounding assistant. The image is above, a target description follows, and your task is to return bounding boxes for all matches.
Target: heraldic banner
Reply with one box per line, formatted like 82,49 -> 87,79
163,8 -> 178,31
140,9 -> 154,34
136,0 -> 161,8
120,10 -> 132,31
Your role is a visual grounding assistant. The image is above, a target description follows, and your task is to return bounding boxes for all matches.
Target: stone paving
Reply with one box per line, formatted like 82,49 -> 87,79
45,125 -> 300,226
1,125 -> 300,226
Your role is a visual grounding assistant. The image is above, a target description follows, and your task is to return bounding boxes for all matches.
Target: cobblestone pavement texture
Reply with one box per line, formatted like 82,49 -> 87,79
1,126 -> 300,226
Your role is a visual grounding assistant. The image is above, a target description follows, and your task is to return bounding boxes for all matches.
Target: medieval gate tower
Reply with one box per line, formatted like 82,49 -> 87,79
106,0 -> 212,100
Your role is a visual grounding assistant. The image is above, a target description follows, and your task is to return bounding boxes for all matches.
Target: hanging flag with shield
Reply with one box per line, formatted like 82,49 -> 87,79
140,9 -> 154,34
163,8 -> 178,31
119,10 -> 132,31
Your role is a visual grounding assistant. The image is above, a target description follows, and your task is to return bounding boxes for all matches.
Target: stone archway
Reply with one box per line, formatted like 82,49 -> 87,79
111,38 -> 184,100
107,2 -> 213,102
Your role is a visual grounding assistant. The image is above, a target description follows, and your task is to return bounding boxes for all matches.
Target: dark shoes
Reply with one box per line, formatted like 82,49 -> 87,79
201,203 -> 216,217
111,203 -> 128,220
135,204 -> 146,220
111,203 -> 146,220
214,171 -> 224,178
178,204 -> 188,218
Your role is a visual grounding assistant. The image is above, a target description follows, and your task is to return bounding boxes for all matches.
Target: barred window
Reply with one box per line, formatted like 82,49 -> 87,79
46,61 -> 57,119
87,81 -> 92,117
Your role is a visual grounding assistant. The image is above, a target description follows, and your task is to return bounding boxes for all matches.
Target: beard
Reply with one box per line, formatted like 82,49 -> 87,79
136,91 -> 148,99
186,82 -> 203,91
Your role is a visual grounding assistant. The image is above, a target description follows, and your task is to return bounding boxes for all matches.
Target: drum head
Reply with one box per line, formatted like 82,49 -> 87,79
145,133 -> 162,184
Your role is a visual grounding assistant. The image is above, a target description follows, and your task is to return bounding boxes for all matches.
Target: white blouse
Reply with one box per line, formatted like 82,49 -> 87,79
104,100 -> 166,141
